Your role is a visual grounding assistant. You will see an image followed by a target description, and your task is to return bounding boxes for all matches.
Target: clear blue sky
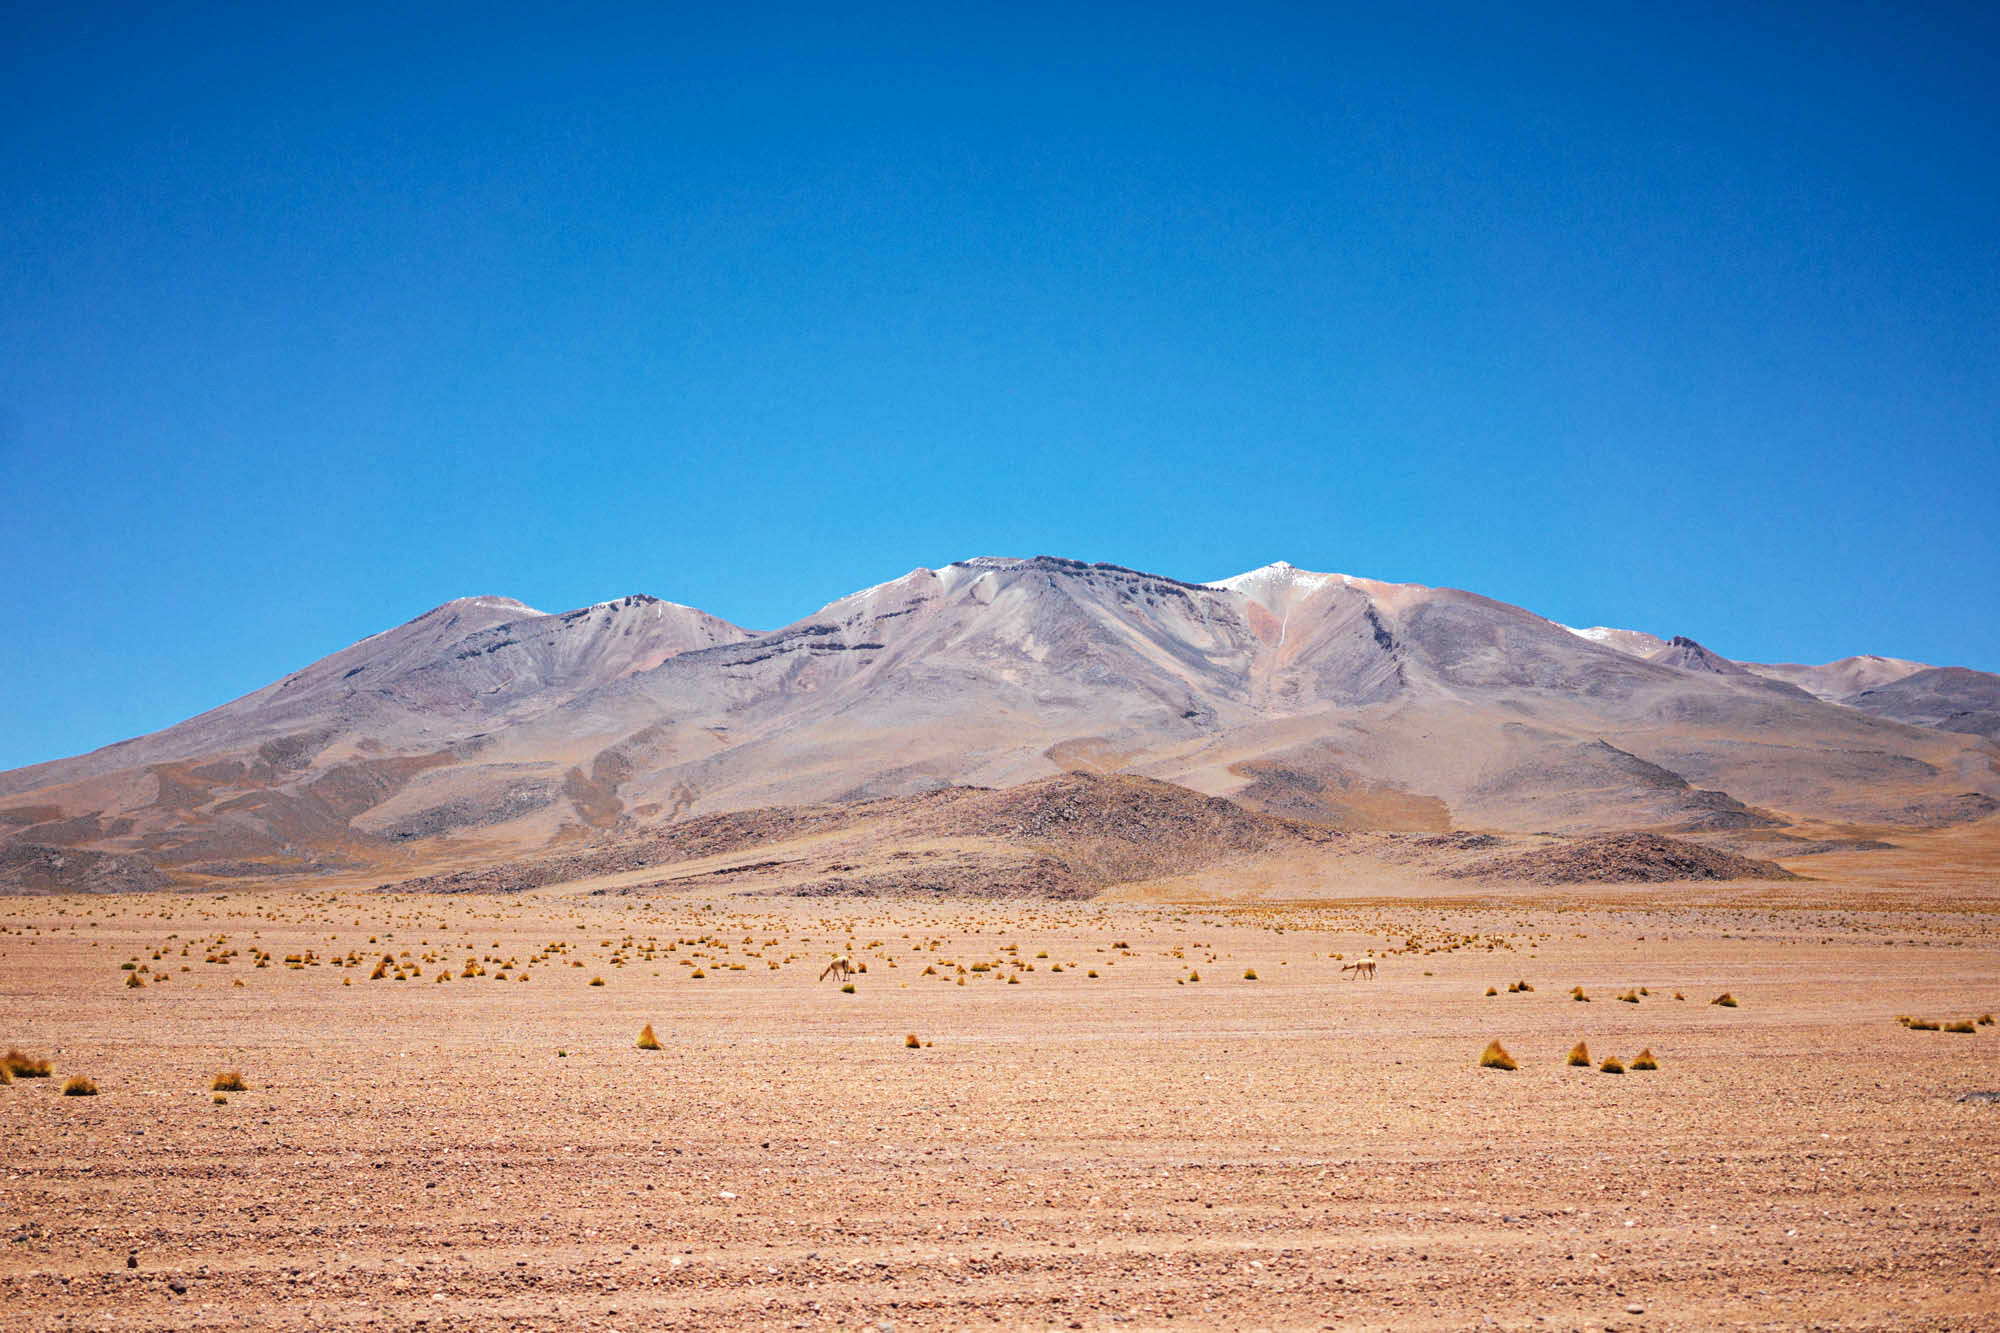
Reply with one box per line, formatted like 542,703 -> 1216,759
3,3 -> 1995,770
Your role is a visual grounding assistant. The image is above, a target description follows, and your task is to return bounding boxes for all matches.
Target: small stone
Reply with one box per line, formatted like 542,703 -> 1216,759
168,1279 -> 187,1295
1626,1304 -> 1645,1314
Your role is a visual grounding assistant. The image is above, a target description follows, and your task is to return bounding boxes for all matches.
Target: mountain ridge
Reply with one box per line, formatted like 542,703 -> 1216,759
4,555 -> 1996,893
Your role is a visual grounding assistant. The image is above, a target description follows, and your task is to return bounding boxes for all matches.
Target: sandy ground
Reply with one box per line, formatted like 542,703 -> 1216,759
3,880 -> 1999,1331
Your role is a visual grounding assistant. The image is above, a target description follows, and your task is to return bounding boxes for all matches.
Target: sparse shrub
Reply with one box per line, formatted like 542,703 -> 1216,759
1087,970 -> 1098,978
211,1070 -> 247,1092
905,1033 -> 921,1049
1599,1056 -> 1625,1074
1944,1021 -> 1977,1034
1479,1040 -> 1517,1071
1571,986 -> 1589,1002
1631,1049 -> 1659,1070
840,983 -> 856,994
1567,1041 -> 1590,1067
636,1024 -> 662,1050
125,973 -> 145,989
589,976 -> 606,987
61,1075 -> 98,1096
1006,975 -> 1019,985
1517,981 -> 1534,992
1711,993 -> 1737,1008
4,1049 -> 51,1078
1188,970 -> 1200,983
1242,969 -> 1258,981
1618,990 -> 1640,1004
1979,1014 -> 1995,1026
1486,986 -> 1498,996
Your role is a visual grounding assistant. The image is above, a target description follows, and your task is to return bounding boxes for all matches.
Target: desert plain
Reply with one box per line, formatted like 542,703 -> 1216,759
4,829 -> 1999,1332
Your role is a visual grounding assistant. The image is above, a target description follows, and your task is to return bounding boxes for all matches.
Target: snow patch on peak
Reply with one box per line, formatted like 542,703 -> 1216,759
1561,624 -> 1669,659
445,595 -> 544,617
1206,561 -> 1347,595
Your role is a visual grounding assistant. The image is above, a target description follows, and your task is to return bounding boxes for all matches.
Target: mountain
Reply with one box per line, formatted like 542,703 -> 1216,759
1739,654 -> 1931,700
2,556 -> 1996,892
1841,667 -> 2000,743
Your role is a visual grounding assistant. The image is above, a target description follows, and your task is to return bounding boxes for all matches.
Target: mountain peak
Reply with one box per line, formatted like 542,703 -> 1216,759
430,595 -> 544,618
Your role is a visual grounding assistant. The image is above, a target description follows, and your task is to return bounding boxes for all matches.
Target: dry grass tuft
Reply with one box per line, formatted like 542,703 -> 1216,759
1567,1041 -> 1590,1067
212,1092 -> 228,1104
905,1033 -> 921,1049
1486,986 -> 1499,996
1944,1020 -> 1977,1034
636,1024 -> 662,1050
1599,1056 -> 1625,1074
1571,986 -> 1589,1002
588,976 -> 606,987
1631,1048 -> 1659,1070
1242,969 -> 1258,980
61,1075 -> 98,1096
840,983 -> 856,994
1979,1014 -> 1995,1026
125,972 -> 145,989
1907,1018 -> 1940,1031
1478,1040 -> 1517,1071
1711,992 -> 1738,1007
4,1048 -> 52,1078
211,1070 -> 247,1092
1618,990 -> 1640,1004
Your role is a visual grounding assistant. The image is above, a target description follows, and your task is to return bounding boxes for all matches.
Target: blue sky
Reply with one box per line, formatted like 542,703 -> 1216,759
2,3 -> 1995,770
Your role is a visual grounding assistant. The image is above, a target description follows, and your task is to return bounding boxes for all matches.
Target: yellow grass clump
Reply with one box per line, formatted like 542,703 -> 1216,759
904,1033 -> 921,1049
637,1024 -> 663,1050
4,1048 -> 52,1078
1618,990 -> 1640,1004
840,983 -> 856,994
1567,1041 -> 1590,1067
1631,1048 -> 1659,1070
211,1070 -> 247,1092
1907,1018 -> 1940,1031
125,973 -> 145,989
1486,986 -> 1498,996
62,1075 -> 99,1096
1479,1040 -> 1517,1071
1944,1020 -> 1977,1034
588,976 -> 606,987
1571,986 -> 1589,1002
1599,1056 -> 1625,1074
1711,992 -> 1737,1007
1242,969 -> 1258,980
1979,1014 -> 1995,1026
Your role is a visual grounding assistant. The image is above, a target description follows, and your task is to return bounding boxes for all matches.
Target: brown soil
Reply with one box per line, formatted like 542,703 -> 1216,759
3,856 -> 1999,1330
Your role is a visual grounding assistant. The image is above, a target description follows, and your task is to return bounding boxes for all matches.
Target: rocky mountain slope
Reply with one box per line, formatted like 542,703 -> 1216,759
2,556 -> 1995,892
